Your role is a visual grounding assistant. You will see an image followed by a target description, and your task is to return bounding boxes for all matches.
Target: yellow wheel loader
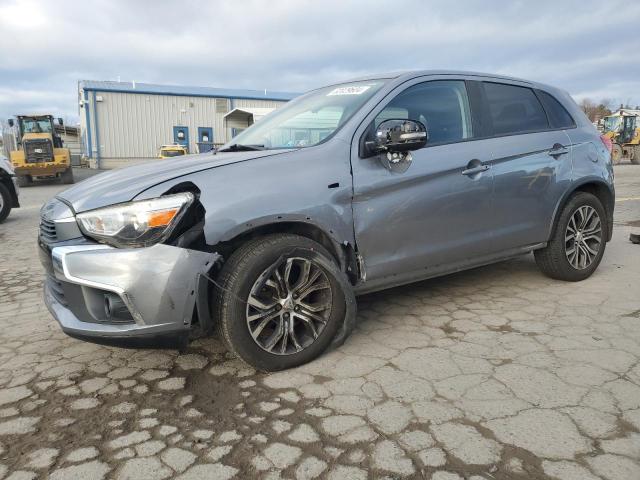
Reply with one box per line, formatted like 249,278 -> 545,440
7,115 -> 74,186
602,109 -> 640,165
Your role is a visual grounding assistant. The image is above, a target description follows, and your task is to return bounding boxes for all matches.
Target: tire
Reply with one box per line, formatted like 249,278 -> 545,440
631,145 -> 640,165
212,234 -> 348,371
534,192 -> 607,281
611,143 -> 623,165
60,167 -> 74,184
16,175 -> 32,187
0,183 -> 11,223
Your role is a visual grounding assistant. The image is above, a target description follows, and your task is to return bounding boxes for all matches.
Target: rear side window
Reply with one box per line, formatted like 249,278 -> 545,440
537,90 -> 576,129
483,82 -> 549,135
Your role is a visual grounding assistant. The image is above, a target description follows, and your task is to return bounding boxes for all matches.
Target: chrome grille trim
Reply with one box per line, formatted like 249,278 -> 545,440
40,217 -> 57,242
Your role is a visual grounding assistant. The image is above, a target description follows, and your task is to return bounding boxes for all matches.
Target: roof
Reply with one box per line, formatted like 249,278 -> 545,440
79,80 -> 298,102
608,109 -> 640,117
321,70 -> 539,89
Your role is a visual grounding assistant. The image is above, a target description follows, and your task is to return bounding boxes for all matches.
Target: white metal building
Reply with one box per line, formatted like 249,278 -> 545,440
78,80 -> 298,169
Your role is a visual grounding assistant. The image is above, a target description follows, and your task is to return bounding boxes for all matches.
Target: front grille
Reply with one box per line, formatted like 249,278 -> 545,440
47,275 -> 67,306
40,217 -> 57,242
24,139 -> 53,163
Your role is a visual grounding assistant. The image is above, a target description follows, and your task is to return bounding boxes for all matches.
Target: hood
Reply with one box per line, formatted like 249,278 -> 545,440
57,150 -> 287,212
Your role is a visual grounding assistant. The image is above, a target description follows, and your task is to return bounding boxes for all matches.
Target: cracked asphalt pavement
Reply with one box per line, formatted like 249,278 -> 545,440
1,166 -> 639,480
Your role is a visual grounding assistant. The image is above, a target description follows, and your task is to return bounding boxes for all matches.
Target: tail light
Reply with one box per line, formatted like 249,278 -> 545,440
600,134 -> 613,153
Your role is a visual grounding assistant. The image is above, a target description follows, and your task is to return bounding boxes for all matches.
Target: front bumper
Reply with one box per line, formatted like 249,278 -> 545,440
16,163 -> 68,177
41,242 -> 219,341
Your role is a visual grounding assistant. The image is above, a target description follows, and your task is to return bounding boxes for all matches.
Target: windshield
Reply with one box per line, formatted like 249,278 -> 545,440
603,116 -> 622,133
161,149 -> 185,157
228,80 -> 386,149
20,117 -> 53,134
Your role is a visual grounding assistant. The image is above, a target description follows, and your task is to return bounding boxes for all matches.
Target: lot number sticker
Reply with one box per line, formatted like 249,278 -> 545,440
327,85 -> 371,96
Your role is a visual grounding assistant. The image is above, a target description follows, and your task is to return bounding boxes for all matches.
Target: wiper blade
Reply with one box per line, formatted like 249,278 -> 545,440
218,143 -> 265,152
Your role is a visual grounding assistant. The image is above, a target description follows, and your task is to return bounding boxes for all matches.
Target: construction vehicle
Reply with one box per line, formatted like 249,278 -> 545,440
601,109 -> 640,165
7,115 -> 74,186
158,143 -> 188,158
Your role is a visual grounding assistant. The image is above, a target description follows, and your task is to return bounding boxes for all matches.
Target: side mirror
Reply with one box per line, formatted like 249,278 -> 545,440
7,119 -> 14,127
373,119 -> 427,153
58,118 -> 64,126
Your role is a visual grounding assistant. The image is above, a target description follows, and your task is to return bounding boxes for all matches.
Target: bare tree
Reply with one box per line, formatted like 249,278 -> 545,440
579,98 -> 613,122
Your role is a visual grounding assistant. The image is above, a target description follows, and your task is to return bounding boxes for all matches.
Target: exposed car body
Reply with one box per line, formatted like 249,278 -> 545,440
0,154 -> 20,223
39,71 -> 614,370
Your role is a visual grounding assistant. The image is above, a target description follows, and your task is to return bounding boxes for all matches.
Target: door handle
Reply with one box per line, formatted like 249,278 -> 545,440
462,164 -> 490,176
548,143 -> 569,158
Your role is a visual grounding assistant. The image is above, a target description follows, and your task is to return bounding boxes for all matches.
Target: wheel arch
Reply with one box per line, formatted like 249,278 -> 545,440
549,179 -> 615,242
211,219 -> 359,284
192,219 -> 359,338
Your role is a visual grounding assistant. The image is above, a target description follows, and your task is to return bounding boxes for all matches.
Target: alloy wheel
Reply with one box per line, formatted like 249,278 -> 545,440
246,257 -> 332,355
565,205 -> 602,270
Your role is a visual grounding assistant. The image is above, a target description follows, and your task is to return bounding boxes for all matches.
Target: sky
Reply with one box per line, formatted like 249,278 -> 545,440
1,0 -> 640,123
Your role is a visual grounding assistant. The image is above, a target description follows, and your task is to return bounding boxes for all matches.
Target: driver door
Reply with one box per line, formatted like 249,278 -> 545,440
351,79 -> 496,284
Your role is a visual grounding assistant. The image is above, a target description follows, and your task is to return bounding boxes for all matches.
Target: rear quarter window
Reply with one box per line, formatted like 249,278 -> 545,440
536,90 -> 576,129
483,82 -> 549,136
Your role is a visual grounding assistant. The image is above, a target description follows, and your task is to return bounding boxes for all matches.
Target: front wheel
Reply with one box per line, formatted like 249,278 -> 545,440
213,234 -> 350,371
535,192 -> 606,281
0,183 -> 12,223
611,144 -> 623,165
16,175 -> 32,188
631,145 -> 640,165
60,167 -> 75,184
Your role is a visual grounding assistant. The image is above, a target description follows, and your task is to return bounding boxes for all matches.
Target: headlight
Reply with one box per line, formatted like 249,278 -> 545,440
76,192 -> 194,248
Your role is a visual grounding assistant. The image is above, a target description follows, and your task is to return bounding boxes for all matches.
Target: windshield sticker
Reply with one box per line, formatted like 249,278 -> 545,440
327,85 -> 371,96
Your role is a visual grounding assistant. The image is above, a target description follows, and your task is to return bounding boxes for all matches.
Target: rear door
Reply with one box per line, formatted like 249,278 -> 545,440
477,81 -> 574,251
351,78 -> 496,283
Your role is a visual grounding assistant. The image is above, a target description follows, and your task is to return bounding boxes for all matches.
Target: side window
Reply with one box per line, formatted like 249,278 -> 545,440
483,82 -> 549,135
375,80 -> 473,144
537,90 -> 576,129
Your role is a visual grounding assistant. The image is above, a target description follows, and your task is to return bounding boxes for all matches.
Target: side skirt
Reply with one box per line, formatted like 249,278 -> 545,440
354,242 -> 547,296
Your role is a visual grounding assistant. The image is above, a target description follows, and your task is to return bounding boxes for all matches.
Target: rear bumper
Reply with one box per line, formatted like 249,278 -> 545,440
42,242 -> 219,341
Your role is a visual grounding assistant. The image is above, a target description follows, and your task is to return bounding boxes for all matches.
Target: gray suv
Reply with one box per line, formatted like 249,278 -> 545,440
39,71 -> 614,371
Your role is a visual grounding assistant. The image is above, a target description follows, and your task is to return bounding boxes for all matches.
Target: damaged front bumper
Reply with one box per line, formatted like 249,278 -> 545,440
42,242 -> 219,344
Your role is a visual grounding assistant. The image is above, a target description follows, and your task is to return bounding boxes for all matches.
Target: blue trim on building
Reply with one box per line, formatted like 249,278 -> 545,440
83,89 -> 92,159
79,80 -> 298,102
92,91 -> 101,168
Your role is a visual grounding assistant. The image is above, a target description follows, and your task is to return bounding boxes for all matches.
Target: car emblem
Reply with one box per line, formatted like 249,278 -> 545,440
34,148 -> 43,154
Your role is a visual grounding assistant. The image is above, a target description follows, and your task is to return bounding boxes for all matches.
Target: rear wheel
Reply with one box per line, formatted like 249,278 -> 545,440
0,183 -> 11,223
611,144 -> 623,165
16,175 -> 32,187
213,234 -> 349,371
534,192 -> 606,281
631,145 -> 640,165
60,167 -> 74,184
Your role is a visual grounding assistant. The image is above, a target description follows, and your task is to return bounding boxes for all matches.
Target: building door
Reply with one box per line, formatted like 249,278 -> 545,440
173,126 -> 189,152
197,127 -> 214,153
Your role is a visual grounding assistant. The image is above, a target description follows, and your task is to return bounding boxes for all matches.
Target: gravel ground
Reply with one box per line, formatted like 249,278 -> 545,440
0,166 -> 639,480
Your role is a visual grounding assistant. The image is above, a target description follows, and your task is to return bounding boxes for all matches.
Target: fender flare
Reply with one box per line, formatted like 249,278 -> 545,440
547,177 -> 615,242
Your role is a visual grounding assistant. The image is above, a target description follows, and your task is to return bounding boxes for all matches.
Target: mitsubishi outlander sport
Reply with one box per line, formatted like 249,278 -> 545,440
39,71 -> 614,371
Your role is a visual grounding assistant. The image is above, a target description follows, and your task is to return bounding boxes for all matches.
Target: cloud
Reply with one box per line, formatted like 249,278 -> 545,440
0,0 -> 639,121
